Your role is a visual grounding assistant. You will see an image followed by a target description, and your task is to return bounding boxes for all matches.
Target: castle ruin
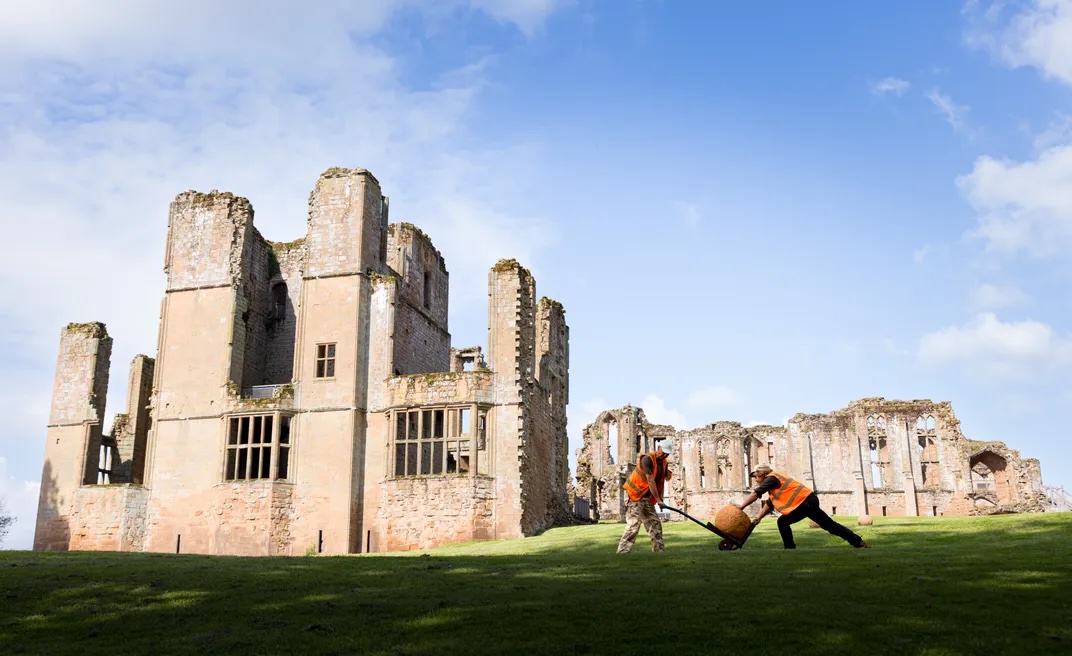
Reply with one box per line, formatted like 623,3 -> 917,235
35,167 -> 571,556
574,399 -> 1050,522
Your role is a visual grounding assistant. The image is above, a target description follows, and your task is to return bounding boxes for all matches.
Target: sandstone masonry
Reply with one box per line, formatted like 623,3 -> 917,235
35,167 -> 571,556
575,398 -> 1051,522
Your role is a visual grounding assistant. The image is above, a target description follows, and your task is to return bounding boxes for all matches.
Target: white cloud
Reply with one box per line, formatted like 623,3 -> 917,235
0,457 -> 40,550
969,283 -> 1029,311
966,0 -> 1072,86
956,144 -> 1072,256
913,244 -> 932,264
918,312 -> 1072,379
0,2 -> 568,506
0,1 -> 566,64
927,88 -> 971,133
1033,112 -> 1072,151
639,394 -> 689,429
685,385 -> 743,409
870,77 -> 910,96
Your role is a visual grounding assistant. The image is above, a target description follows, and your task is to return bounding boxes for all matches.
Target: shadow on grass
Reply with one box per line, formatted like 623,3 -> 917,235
2,514 -> 1070,655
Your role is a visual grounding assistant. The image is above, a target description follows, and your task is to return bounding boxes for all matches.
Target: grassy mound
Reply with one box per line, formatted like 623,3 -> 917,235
2,513 -> 1070,655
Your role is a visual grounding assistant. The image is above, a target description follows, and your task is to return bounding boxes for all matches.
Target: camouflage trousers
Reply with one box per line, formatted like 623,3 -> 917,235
616,498 -> 665,554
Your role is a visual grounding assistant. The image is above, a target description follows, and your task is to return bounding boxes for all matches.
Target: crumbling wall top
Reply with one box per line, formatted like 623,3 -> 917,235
538,297 -> 564,312
173,189 -> 253,212
846,397 -> 944,413
268,238 -> 305,255
492,258 -> 523,273
65,322 -> 108,339
388,222 -> 445,267
318,166 -> 378,183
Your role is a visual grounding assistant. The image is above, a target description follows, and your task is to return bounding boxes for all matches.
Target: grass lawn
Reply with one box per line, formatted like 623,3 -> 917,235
2,513 -> 1071,655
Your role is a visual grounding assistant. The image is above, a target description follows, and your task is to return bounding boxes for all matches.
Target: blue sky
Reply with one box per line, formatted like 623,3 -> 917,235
2,0 -> 1072,549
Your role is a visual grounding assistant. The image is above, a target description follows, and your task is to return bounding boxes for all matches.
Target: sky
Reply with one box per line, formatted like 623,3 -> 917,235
2,0 -> 1071,549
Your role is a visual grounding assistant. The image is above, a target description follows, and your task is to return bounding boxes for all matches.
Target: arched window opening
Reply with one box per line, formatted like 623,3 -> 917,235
742,437 -> 762,488
916,414 -> 939,487
970,451 -> 1011,504
270,282 -> 288,321
867,413 -> 889,488
605,419 -> 618,466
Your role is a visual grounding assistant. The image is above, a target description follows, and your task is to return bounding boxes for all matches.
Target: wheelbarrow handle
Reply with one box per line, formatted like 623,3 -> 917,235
660,505 -> 720,534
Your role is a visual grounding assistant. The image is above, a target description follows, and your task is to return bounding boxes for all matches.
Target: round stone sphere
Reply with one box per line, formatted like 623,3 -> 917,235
714,505 -> 751,540
807,519 -> 821,529
858,515 -> 874,526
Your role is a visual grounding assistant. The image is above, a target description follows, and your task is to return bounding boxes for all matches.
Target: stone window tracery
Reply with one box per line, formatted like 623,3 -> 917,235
392,406 -> 477,477
225,413 -> 292,481
916,414 -> 939,487
867,413 -> 890,488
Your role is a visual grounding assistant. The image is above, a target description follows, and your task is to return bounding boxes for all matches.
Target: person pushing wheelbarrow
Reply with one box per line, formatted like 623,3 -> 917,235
738,464 -> 870,550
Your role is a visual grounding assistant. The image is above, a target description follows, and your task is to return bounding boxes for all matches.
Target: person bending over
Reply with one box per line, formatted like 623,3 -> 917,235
739,464 -> 869,550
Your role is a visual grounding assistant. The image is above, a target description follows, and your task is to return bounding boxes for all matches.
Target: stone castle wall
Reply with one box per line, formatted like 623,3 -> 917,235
387,224 -> 451,376
577,398 -> 1049,522
37,167 -> 571,556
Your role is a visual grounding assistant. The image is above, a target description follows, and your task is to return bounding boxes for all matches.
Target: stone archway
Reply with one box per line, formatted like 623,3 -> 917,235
969,451 -> 1011,505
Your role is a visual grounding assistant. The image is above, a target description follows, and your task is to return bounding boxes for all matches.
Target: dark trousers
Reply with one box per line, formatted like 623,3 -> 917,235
777,493 -> 863,549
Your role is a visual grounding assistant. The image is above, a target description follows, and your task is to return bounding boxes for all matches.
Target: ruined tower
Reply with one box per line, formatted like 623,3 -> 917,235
34,323 -> 111,550
35,166 -> 571,556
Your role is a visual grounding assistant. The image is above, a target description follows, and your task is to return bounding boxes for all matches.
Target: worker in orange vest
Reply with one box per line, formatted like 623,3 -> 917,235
616,441 -> 673,554
738,464 -> 870,549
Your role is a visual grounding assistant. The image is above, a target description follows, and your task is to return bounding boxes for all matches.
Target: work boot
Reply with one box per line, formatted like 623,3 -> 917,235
854,541 -> 871,549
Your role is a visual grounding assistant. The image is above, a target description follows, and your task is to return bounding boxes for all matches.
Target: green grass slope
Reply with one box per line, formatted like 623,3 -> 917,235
2,514 -> 1070,655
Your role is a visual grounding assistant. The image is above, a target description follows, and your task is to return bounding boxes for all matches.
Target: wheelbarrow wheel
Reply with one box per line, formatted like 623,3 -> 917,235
718,539 -> 734,551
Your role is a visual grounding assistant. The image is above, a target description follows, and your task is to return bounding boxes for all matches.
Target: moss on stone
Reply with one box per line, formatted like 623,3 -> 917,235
369,271 -> 400,285
492,258 -> 521,273
267,249 -> 281,279
66,322 -> 108,338
269,238 -> 306,254
538,297 -> 565,312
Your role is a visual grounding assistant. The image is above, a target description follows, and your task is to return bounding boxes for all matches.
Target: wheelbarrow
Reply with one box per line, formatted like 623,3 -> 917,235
661,504 -> 758,551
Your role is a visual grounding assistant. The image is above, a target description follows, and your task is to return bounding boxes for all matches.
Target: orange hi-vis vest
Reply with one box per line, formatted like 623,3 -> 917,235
623,451 -> 670,503
767,470 -> 813,514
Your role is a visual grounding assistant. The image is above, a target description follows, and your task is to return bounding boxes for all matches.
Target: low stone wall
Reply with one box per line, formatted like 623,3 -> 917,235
70,485 -> 149,551
379,476 -> 495,551
210,482 -> 295,556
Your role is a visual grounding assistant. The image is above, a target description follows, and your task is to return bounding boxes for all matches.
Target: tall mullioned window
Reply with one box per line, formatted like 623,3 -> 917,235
392,406 -> 478,477
315,343 -> 336,378
225,413 -> 293,481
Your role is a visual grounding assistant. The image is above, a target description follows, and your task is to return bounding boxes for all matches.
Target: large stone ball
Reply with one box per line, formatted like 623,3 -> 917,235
714,505 -> 751,540
858,515 -> 874,526
807,519 -> 820,529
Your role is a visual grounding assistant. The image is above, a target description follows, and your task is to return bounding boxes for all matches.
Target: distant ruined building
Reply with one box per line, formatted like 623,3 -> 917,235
574,399 -> 1052,522
35,167 -> 571,556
